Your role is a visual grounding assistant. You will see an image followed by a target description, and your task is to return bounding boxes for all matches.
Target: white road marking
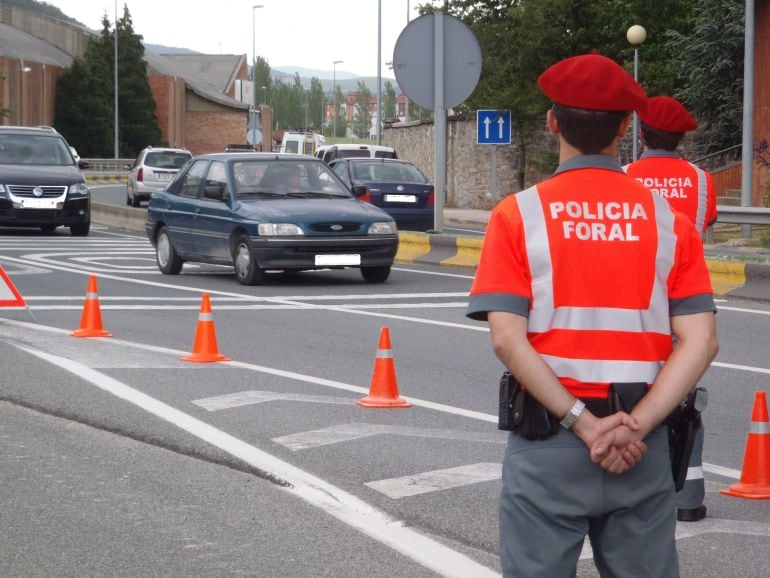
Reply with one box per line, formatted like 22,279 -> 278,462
26,302 -> 468,311
703,463 -> 741,479
13,344 -> 499,578
711,361 -> 770,375
365,463 -> 501,499
193,390 -> 356,411
718,305 -> 770,316
272,423 -> 505,451
392,266 -> 475,279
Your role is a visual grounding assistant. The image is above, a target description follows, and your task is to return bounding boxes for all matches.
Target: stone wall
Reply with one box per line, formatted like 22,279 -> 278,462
382,116 -> 557,209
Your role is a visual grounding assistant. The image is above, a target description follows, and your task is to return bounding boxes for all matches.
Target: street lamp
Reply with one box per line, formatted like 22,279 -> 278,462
627,24 -> 647,162
333,60 -> 343,144
252,4 -> 264,138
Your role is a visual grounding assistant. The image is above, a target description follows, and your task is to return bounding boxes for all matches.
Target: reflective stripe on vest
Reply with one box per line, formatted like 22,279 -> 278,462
517,185 -> 676,384
692,162 -> 708,232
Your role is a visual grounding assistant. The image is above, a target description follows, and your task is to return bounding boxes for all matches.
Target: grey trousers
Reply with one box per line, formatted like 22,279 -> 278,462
500,427 -> 679,578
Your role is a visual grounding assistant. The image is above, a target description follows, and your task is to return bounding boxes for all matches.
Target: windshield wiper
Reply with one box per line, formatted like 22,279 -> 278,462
239,190 -> 286,197
285,191 -> 346,198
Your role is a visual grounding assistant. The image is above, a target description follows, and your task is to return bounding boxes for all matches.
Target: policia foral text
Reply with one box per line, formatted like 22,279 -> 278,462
466,54 -> 719,577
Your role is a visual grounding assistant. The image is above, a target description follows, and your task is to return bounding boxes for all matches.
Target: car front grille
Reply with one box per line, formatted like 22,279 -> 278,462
8,185 -> 68,198
308,222 -> 362,233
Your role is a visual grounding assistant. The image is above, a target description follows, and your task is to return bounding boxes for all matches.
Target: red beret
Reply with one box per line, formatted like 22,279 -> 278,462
538,54 -> 647,112
638,96 -> 697,132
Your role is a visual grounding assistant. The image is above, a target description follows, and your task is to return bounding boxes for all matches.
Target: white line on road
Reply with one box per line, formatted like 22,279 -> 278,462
14,344 -> 499,578
192,390 -> 355,411
365,463 -> 502,499
272,423 -> 505,451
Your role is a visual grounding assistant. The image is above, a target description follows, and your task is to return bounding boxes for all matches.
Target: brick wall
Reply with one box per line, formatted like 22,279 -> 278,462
149,75 -> 186,149
186,110 -> 247,155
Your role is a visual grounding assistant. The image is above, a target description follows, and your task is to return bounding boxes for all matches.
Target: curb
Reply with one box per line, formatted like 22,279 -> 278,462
89,203 -> 770,301
86,174 -> 127,185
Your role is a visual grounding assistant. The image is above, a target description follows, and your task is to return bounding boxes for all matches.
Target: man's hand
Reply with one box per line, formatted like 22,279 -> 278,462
590,425 -> 648,474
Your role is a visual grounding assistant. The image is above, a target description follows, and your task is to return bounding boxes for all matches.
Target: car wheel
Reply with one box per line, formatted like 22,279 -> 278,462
233,234 -> 266,285
156,226 -> 183,274
131,191 -> 142,207
126,187 -> 132,206
361,265 -> 391,283
70,221 -> 90,237
40,224 -> 57,233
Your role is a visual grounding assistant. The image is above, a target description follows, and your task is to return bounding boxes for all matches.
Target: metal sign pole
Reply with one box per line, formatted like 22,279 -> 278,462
433,12 -> 445,233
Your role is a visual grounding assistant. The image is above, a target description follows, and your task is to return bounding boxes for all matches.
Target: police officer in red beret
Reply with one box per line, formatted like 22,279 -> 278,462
467,54 -> 719,576
625,96 -> 717,523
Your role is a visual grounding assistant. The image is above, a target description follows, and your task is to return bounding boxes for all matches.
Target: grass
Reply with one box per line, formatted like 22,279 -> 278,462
708,224 -> 770,247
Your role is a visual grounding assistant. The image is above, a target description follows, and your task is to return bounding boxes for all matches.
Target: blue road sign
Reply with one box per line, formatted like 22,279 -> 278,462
477,110 -> 511,145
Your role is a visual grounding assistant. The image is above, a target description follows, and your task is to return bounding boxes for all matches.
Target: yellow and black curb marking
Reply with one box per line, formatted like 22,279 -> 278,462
395,231 -> 770,301
85,174 -> 127,185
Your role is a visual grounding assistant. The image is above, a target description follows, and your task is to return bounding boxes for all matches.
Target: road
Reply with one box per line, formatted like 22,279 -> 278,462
0,194 -> 768,576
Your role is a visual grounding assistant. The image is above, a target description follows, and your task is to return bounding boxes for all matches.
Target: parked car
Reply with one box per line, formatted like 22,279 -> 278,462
329,158 -> 434,232
145,153 -> 399,285
0,125 -> 91,236
126,146 -> 192,207
279,131 -> 325,156
315,143 -> 397,164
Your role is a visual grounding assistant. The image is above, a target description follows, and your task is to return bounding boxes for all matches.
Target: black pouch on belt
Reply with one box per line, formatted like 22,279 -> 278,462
608,382 -> 649,414
498,372 -> 559,440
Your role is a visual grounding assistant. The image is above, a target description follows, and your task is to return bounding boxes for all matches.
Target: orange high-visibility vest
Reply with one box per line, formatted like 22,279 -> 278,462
468,157 -> 714,399
625,151 -> 717,233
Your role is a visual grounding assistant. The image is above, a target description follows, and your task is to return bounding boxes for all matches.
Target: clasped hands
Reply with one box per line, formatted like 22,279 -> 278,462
575,412 -> 648,474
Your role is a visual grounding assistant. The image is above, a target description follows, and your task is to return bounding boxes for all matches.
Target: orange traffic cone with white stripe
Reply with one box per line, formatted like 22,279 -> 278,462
181,293 -> 230,363
71,275 -> 112,338
357,326 -> 410,408
720,390 -> 770,499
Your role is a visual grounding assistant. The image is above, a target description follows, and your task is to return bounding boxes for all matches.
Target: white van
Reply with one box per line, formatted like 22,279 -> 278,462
279,131 -> 326,156
314,143 -> 397,164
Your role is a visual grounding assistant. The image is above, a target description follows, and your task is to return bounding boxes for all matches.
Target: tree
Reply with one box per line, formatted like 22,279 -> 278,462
666,0 -> 744,159
307,77 -> 325,132
333,85 -> 347,138
383,80 -> 397,120
352,81 -> 372,139
54,7 -> 162,158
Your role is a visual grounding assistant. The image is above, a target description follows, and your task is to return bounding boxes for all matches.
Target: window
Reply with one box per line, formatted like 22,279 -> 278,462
179,160 -> 208,198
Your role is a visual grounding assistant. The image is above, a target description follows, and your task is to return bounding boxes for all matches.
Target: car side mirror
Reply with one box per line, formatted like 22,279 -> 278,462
78,160 -> 90,170
351,184 -> 368,198
203,182 -> 227,200
123,163 -> 133,171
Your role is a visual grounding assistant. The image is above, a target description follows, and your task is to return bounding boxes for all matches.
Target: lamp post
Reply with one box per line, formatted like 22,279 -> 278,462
626,24 -> 647,162
114,0 -> 119,159
252,4 -> 264,137
332,60 -> 343,144
376,0 -> 382,145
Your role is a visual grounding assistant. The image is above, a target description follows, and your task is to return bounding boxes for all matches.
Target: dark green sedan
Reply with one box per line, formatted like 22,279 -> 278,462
145,153 -> 399,285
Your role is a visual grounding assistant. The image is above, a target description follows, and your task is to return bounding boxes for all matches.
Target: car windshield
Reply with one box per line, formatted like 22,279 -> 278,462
0,134 -> 75,166
145,152 -> 191,169
233,160 -> 351,198
351,162 -> 428,183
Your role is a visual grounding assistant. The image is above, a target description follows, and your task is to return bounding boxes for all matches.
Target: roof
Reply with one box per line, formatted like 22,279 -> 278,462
0,22 -> 72,66
153,53 -> 246,94
144,51 -> 248,110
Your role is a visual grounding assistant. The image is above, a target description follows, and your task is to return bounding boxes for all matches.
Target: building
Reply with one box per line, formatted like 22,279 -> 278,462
0,3 -> 251,155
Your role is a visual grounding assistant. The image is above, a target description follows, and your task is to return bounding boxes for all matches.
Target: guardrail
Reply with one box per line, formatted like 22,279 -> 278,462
82,158 -> 133,172
716,205 -> 770,225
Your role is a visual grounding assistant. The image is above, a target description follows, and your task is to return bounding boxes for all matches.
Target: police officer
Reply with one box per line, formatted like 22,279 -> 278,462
626,96 -> 716,522
466,54 -> 719,577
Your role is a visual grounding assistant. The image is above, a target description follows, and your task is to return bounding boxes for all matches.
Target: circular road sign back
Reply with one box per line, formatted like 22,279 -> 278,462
393,12 -> 482,110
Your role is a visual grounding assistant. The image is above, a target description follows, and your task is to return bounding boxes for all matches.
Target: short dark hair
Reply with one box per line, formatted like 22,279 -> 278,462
552,103 -> 627,153
639,123 -> 684,151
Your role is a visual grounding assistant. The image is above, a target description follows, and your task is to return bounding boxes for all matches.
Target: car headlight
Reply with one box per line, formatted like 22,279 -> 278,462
257,223 -> 304,236
368,221 -> 397,235
68,183 -> 90,197
0,184 -> 6,199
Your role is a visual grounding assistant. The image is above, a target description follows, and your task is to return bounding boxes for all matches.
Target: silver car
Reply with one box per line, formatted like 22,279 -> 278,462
126,146 -> 191,207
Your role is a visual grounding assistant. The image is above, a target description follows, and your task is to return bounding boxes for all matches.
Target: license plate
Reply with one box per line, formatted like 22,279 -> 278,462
384,194 -> 416,203
20,198 -> 57,209
155,173 -> 172,181
315,254 -> 361,266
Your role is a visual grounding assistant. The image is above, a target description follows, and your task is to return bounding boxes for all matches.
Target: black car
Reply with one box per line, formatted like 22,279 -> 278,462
0,126 -> 91,235
329,158 -> 435,232
145,153 -> 399,285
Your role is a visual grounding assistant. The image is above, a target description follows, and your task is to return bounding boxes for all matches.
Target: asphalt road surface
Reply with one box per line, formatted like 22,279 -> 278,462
0,212 -> 768,577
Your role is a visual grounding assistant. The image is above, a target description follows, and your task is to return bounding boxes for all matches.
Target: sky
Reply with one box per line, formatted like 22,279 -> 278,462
47,0 -> 430,78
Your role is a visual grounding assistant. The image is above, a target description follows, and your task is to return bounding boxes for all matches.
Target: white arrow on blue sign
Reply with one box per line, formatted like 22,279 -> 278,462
477,109 -> 511,145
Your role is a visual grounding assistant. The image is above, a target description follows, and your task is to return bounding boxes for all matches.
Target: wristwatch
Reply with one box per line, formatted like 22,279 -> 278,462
560,399 -> 586,429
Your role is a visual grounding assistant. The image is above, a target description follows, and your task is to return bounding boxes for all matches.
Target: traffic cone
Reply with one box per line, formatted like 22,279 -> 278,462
181,293 -> 230,363
720,390 -> 770,499
357,326 -> 410,408
71,275 -> 111,338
